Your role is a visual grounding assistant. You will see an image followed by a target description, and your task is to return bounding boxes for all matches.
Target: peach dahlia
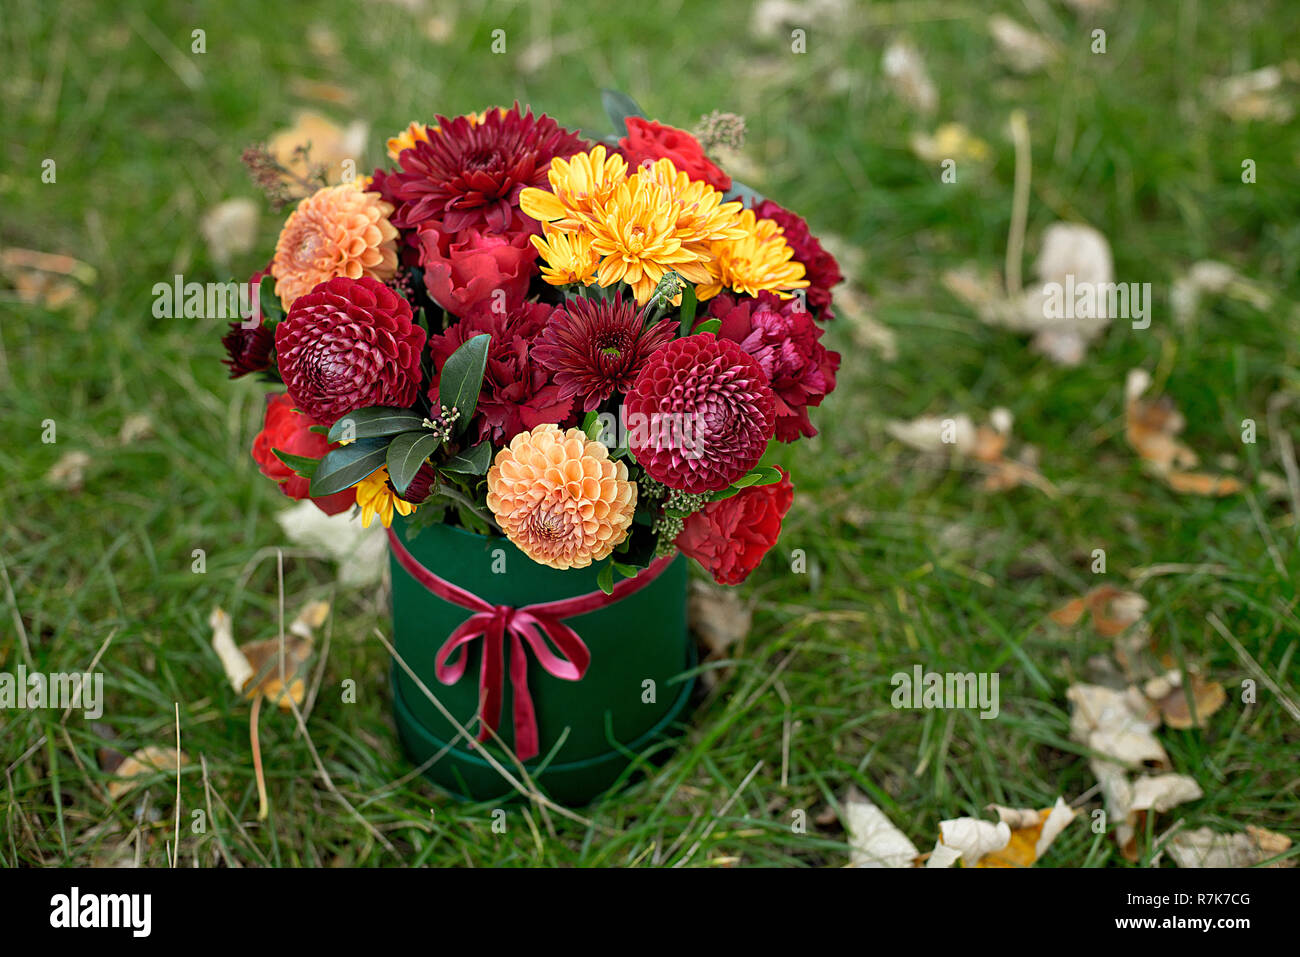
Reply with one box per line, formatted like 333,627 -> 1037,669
485,425 -> 637,570
271,184 -> 399,310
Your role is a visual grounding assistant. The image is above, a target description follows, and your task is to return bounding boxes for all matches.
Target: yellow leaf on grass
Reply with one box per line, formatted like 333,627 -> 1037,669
106,746 -> 188,800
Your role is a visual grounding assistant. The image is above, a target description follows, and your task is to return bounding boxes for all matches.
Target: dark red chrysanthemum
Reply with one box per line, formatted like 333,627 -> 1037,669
706,292 -> 841,441
626,333 -> 776,493
534,296 -> 676,412
221,321 -> 273,378
387,104 -> 589,234
427,301 -> 573,445
752,199 -> 843,319
275,276 -> 426,425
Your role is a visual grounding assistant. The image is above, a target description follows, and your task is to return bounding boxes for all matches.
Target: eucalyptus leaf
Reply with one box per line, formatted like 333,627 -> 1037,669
600,88 -> 646,137
386,430 -> 442,494
440,440 -> 492,475
327,407 -> 426,444
272,448 -> 320,479
437,333 -> 490,433
308,437 -> 389,497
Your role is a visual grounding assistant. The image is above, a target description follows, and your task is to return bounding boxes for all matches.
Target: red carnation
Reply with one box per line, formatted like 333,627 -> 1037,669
752,199 -> 843,319
706,292 -> 841,441
675,467 -> 794,585
618,117 -> 731,192
427,301 -> 573,444
534,295 -> 676,412
275,276 -> 426,425
388,104 -> 588,233
417,221 -> 537,319
250,393 -> 356,515
626,333 -> 776,493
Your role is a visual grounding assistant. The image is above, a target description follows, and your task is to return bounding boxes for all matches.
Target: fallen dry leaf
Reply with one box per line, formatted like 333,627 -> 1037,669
989,15 -> 1058,74
1144,671 -> 1227,730
909,122 -> 991,165
979,797 -> 1076,867
1,247 -> 96,312
209,607 -> 253,694
106,746 -> 188,801
275,499 -> 388,588
200,198 -> 259,269
267,110 -> 369,188
47,450 -> 92,492
1050,585 -> 1148,639
1125,369 -> 1242,496
1205,63 -> 1296,124
1171,260 -> 1272,325
929,816 -> 1011,867
689,580 -> 751,659
882,39 -> 938,115
843,790 -> 921,868
887,408 -> 1056,496
1067,683 -> 1168,769
1169,826 -> 1293,868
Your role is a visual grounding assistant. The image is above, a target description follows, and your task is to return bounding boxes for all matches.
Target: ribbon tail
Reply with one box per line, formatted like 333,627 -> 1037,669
477,615 -> 505,744
509,632 -> 540,761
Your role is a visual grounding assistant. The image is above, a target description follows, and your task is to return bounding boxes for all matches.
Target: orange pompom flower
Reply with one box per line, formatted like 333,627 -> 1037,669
485,425 -> 636,570
271,184 -> 399,310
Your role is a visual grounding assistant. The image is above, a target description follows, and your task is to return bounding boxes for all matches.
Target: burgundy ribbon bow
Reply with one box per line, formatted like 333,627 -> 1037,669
387,528 -> 673,760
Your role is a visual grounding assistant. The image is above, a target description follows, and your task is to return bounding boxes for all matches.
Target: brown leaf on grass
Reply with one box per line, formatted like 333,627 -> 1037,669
689,581 -> 751,659
106,746 -> 188,800
288,78 -> 356,106
266,111 -> 369,188
1143,671 -> 1227,730
235,600 -> 329,710
977,798 -> 1076,867
1050,585 -> 1148,639
888,408 -> 1056,496
1,247 -> 96,311
1169,825 -> 1294,868
1125,370 -> 1242,496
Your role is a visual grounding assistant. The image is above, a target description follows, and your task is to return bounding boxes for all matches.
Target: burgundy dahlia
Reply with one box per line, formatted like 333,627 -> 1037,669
706,292 -> 841,441
388,104 -> 589,234
752,199 -> 843,319
427,300 -> 573,444
534,296 -> 676,412
275,276 -> 426,425
221,321 -> 274,378
626,333 -> 776,494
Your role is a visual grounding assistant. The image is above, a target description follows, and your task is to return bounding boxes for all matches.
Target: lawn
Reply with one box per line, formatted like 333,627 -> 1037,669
2,0 -> 1297,867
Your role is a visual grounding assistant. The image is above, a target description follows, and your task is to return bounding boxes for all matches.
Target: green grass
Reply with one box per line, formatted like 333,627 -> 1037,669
2,0 -> 1298,867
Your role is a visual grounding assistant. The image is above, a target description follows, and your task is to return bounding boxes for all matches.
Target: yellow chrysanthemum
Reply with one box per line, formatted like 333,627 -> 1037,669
519,144 -> 629,231
355,466 -> 417,529
695,209 -> 810,301
386,122 -> 431,161
530,225 -> 600,286
581,160 -> 746,303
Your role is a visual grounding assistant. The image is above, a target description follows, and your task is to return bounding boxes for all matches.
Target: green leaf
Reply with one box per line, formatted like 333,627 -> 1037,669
693,318 -> 721,335
722,180 -> 766,207
596,561 -> 615,595
308,438 -> 389,497
708,466 -> 784,502
272,448 -> 321,479
437,333 -> 490,433
612,561 -> 638,580
327,406 -> 426,443
600,89 -> 646,137
257,274 -> 282,324
440,440 -> 492,475
677,284 -> 697,337
386,430 -> 442,494
582,410 -> 605,441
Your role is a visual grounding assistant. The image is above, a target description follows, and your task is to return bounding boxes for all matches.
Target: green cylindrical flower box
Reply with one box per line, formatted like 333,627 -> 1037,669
388,517 -> 695,805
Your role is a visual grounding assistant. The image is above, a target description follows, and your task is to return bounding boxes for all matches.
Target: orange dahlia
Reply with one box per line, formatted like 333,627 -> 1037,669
695,209 -> 809,302
271,184 -> 399,309
485,425 -> 636,569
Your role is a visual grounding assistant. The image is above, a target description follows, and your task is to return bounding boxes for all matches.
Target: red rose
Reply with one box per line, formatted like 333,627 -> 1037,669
618,117 -> 732,192
275,276 -> 426,425
417,221 -> 538,319
706,292 -> 841,441
752,199 -> 843,319
427,300 -> 573,444
250,393 -> 355,515
675,468 -> 794,585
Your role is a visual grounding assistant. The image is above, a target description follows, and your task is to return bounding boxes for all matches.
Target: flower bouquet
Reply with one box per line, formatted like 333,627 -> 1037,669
224,93 -> 843,802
